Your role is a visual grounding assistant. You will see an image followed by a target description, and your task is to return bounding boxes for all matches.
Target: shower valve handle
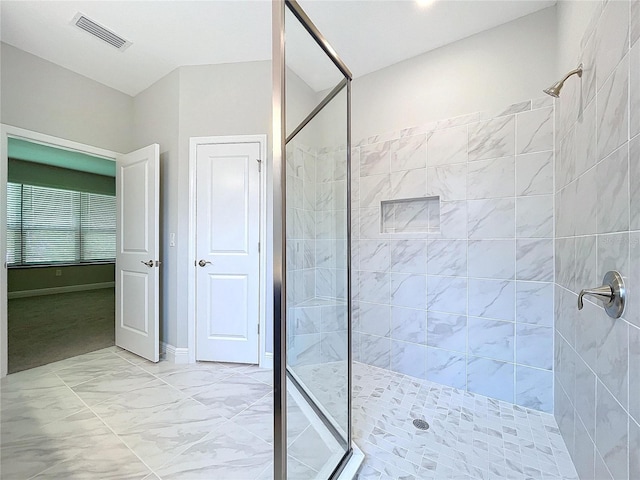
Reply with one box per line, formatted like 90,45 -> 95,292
577,285 -> 613,310
577,270 -> 625,319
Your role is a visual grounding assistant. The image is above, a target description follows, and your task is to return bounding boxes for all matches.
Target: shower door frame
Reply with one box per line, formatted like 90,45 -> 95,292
272,1 -> 353,478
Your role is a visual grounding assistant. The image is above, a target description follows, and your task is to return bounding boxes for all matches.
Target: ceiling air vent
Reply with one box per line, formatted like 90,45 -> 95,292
71,13 -> 132,51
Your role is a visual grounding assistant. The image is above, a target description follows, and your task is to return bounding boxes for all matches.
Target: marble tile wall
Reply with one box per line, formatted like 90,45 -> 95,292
553,1 -> 640,479
351,96 -> 556,412
286,142 -> 349,370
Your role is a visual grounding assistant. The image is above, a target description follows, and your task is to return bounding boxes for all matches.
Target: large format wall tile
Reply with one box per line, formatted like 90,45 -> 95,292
595,0 -> 629,88
468,239 -> 516,279
596,145 -> 629,233
516,281 -> 553,326
391,135 -> 426,172
467,198 -> 515,239
597,55 -> 629,162
360,142 -> 390,177
516,195 -> 553,238
595,381 -> 629,480
390,340 -> 426,379
426,312 -> 467,352
468,317 -> 514,362
467,156 -> 515,199
516,107 -> 554,154
515,151 -> 553,196
467,356 -> 514,403
390,306 -> 426,345
516,324 -> 553,370
426,239 -> 466,276
551,3 -> 638,475
467,279 -> 515,322
426,164 -> 467,201
354,97 -> 555,411
427,126 -> 467,166
468,116 -> 515,161
515,365 -> 553,413
426,348 -> 466,389
632,42 -> 640,138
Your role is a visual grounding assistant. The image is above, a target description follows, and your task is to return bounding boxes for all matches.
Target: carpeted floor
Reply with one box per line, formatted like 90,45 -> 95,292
8,288 -> 115,373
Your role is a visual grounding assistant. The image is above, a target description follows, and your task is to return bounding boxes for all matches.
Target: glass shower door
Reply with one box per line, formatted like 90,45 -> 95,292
273,1 -> 353,478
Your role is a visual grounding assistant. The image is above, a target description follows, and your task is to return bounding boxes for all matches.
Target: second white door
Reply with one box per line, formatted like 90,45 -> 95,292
195,141 -> 261,364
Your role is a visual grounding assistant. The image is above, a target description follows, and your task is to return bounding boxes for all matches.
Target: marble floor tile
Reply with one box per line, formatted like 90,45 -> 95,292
0,349 -> 340,479
154,426 -> 273,480
1,348 -> 579,480
191,372 -> 272,419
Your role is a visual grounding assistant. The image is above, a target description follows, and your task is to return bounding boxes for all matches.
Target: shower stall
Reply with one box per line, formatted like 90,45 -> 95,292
272,1 -> 359,477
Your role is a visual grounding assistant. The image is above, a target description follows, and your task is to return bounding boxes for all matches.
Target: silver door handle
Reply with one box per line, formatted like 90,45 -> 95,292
141,260 -> 154,267
198,259 -> 212,267
578,270 -> 625,318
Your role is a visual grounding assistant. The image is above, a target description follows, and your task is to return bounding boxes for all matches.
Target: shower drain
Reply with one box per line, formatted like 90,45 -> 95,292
412,418 -> 430,431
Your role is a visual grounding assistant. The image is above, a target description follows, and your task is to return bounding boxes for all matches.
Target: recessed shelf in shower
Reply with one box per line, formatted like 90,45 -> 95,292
380,196 -> 440,234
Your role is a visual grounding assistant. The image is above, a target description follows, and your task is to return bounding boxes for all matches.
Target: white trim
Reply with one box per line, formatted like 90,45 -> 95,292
8,281 -> 115,299
262,352 -> 273,370
337,443 -> 365,480
160,341 -> 190,364
0,124 -> 119,378
187,134 -> 268,366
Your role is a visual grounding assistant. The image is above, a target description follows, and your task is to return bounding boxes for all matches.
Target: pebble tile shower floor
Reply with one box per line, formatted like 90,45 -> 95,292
352,363 -> 578,480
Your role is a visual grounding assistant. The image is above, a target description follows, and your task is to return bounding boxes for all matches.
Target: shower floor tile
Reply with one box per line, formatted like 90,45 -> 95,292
352,362 -> 579,480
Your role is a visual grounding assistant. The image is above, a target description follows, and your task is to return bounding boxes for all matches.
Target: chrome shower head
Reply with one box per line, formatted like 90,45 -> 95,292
543,63 -> 583,98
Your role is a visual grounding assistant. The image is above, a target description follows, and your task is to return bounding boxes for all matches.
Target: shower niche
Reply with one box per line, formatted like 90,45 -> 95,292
380,195 -> 440,234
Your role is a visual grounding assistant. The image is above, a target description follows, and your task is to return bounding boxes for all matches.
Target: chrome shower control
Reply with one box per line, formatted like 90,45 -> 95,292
578,270 -> 625,319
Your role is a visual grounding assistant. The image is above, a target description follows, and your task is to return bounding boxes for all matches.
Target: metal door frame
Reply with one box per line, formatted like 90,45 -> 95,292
272,1 -> 353,478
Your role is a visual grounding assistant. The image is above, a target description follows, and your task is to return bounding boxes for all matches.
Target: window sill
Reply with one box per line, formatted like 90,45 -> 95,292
7,261 -> 115,270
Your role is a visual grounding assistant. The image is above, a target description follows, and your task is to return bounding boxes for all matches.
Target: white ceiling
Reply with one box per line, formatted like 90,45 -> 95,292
1,0 -> 556,96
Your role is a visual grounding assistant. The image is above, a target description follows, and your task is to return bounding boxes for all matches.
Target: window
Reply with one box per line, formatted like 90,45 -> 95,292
7,183 -> 116,265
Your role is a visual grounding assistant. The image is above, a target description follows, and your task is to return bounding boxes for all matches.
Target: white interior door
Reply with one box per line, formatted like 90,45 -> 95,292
116,144 -> 160,362
196,142 -> 261,364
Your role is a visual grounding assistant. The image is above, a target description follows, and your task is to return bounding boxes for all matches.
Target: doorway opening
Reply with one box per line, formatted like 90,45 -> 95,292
6,137 -> 116,374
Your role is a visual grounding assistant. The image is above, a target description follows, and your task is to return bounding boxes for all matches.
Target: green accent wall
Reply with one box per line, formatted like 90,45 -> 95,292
8,159 -> 115,195
8,264 -> 115,293
8,138 -> 115,176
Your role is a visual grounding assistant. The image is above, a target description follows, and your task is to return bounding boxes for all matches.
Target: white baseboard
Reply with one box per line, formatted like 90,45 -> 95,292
260,352 -> 273,369
161,342 -> 190,364
8,281 -> 115,299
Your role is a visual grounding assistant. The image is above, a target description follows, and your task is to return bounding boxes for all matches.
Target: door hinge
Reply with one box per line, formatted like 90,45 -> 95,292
256,158 -> 262,172
258,242 -> 261,253
257,323 -> 260,334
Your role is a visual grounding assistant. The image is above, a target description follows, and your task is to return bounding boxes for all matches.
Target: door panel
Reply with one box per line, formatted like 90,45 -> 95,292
116,144 -> 159,362
208,274 -> 248,338
120,270 -> 149,334
210,156 -> 250,253
196,142 -> 260,364
121,161 -> 148,252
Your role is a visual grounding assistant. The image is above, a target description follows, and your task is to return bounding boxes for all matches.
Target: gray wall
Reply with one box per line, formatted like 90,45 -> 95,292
0,45 -> 276,354
553,1 -> 640,479
0,43 -> 134,153
176,61 -> 272,350
132,69 -> 181,348
352,7 -> 558,142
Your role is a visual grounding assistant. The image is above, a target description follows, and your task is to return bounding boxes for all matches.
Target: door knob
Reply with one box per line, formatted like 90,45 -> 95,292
578,270 -> 625,318
198,259 -> 212,267
141,260 -> 154,267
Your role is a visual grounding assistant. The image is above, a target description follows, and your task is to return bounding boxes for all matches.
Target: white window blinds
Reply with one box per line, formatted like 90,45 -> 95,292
7,183 -> 116,265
